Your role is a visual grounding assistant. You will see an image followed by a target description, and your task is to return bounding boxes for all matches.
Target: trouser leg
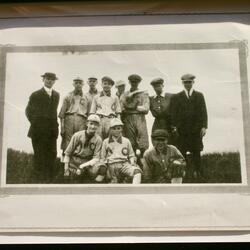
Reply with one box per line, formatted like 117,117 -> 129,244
31,138 -> 43,183
193,150 -> 203,178
45,137 -> 57,183
31,136 -> 57,183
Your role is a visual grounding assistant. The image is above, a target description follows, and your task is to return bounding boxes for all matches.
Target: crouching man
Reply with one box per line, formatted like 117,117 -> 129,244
142,129 -> 186,183
63,114 -> 106,183
100,118 -> 142,184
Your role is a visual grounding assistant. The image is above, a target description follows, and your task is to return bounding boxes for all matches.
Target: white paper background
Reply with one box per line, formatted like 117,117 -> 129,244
0,14 -> 250,242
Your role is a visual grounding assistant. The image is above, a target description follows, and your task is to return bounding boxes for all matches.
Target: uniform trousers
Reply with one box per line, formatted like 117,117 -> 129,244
107,161 -> 142,183
67,156 -> 106,183
61,114 -> 87,152
96,116 -> 113,139
122,113 -> 149,153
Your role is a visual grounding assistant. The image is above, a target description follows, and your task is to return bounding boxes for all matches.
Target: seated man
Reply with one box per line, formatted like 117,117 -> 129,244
142,129 -> 186,184
63,114 -> 105,183
100,118 -> 142,184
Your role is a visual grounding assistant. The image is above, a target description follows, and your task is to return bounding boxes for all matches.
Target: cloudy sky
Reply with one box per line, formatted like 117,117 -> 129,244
0,23 -> 249,156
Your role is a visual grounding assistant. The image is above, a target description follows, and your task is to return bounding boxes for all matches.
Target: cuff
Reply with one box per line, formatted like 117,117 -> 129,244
63,155 -> 70,163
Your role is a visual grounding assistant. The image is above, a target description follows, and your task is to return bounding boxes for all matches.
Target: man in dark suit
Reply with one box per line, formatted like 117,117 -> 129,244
25,72 -> 60,183
170,74 -> 208,180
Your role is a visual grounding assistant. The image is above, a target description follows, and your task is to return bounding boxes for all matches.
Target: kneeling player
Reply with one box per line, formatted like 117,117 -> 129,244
101,118 -> 142,184
63,114 -> 106,183
142,129 -> 186,183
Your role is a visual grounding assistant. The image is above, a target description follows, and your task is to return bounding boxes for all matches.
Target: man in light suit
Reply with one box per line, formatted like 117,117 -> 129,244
170,74 -> 208,180
25,72 -> 60,183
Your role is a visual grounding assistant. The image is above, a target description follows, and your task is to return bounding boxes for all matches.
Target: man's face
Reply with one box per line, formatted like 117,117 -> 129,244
87,121 -> 99,134
182,80 -> 194,91
102,80 -> 113,92
152,137 -> 168,152
73,80 -> 83,91
88,79 -> 97,89
153,83 -> 163,95
111,125 -> 123,137
129,81 -> 139,90
117,85 -> 125,93
43,77 -> 56,89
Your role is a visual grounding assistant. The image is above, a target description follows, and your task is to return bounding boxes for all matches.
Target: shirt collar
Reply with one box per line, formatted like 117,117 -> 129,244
100,90 -> 111,97
154,145 -> 168,154
73,89 -> 83,96
108,135 -> 122,144
153,93 -> 164,99
43,86 -> 52,97
44,86 -> 52,93
129,88 -> 138,93
184,88 -> 194,98
89,88 -> 98,95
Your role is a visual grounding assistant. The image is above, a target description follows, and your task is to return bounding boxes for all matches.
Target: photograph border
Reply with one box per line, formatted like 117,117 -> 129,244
0,40 -> 249,195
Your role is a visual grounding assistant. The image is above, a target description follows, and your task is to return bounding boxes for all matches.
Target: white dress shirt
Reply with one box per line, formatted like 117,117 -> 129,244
44,86 -> 53,97
184,88 -> 194,99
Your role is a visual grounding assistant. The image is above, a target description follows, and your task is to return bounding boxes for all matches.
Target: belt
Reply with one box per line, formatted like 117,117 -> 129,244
97,114 -> 116,119
72,154 -> 92,160
66,113 -> 87,118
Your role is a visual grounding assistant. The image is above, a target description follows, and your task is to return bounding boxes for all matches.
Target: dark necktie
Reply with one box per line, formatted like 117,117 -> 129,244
84,131 -> 94,148
74,89 -> 83,96
103,90 -> 111,97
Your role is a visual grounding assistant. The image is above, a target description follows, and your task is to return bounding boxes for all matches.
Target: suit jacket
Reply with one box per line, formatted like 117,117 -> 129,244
149,93 -> 173,132
149,93 -> 172,119
25,88 -> 60,138
170,90 -> 208,135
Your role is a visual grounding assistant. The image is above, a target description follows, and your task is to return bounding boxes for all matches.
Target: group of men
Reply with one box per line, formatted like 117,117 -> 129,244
25,71 -> 208,184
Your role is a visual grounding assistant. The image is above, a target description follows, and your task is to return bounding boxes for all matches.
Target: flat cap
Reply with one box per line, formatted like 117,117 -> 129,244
110,118 -> 124,128
151,129 -> 169,139
115,80 -> 126,87
150,77 -> 164,86
73,77 -> 83,82
181,74 -> 195,81
41,72 -> 58,80
128,74 -> 142,83
88,76 -> 97,80
87,114 -> 100,124
102,76 -> 114,85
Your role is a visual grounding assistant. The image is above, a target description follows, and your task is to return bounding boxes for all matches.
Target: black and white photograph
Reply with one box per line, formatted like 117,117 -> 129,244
1,14 -> 250,233
1,42 -> 247,186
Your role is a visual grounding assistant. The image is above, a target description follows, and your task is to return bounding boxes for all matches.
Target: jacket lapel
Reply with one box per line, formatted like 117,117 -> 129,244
181,90 -> 189,102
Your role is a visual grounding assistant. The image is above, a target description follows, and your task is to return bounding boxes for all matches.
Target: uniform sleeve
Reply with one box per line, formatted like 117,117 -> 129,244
200,93 -> 208,129
137,93 -> 150,114
171,146 -> 186,165
149,96 -> 159,118
90,96 -> 97,114
93,137 -> 103,159
120,94 -> 126,112
127,140 -> 135,161
100,140 -> 108,162
141,151 -> 152,183
64,133 -> 78,157
25,93 -> 36,124
58,95 -> 69,119
114,96 -> 121,114
87,96 -> 93,115
121,93 -> 138,110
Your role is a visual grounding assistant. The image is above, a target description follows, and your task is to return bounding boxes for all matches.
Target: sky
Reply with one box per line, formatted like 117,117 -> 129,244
0,23 -> 249,157
2,48 -> 244,154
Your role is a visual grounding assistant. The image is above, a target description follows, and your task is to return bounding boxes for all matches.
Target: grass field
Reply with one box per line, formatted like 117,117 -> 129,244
6,148 -> 242,184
